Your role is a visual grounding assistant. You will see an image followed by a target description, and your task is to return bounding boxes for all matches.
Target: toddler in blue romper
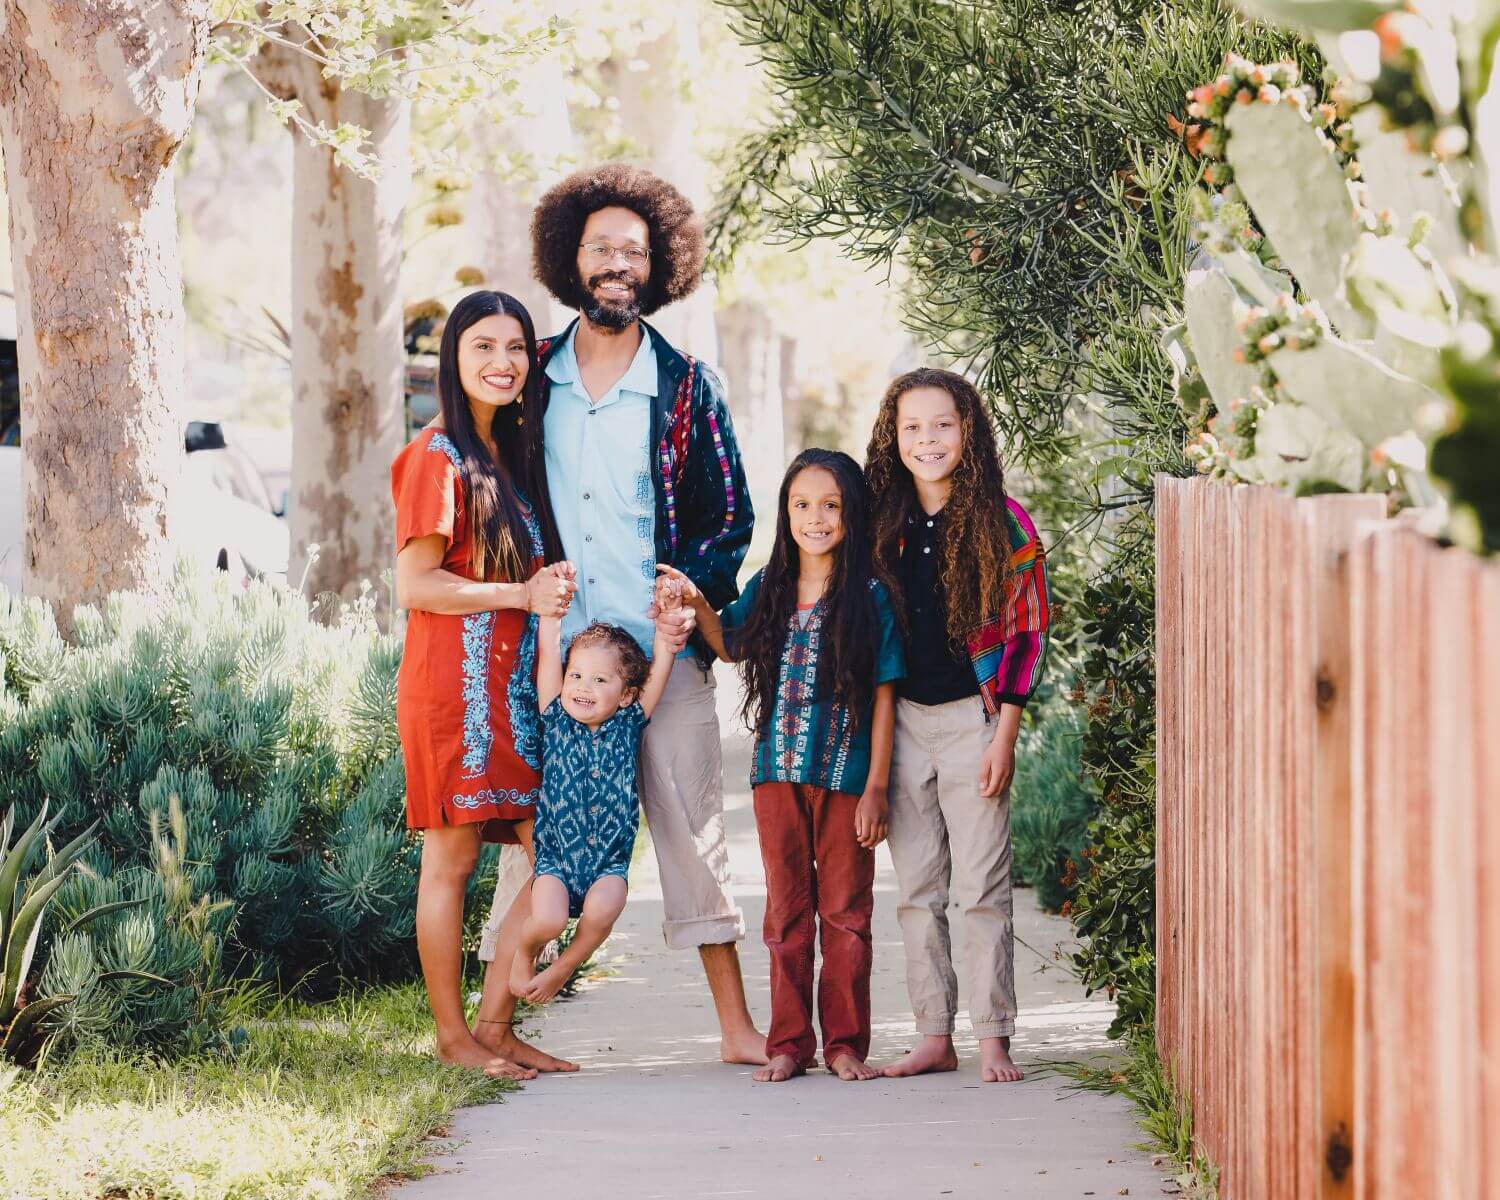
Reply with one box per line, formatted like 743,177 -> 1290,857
509,595 -> 679,1006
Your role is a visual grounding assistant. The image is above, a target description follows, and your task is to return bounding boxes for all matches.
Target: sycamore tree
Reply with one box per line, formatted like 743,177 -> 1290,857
711,0 -> 1312,1033
213,3 -> 561,603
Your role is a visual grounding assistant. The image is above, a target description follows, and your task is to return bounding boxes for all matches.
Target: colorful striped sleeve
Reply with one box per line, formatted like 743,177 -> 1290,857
967,498 -> 1052,712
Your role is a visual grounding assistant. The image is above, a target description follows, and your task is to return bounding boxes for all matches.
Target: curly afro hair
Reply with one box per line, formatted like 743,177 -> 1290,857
531,162 -> 705,317
565,622 -> 651,694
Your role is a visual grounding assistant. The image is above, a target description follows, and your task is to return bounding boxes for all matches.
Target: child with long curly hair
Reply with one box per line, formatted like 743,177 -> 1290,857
864,367 -> 1051,1085
659,449 -> 905,1085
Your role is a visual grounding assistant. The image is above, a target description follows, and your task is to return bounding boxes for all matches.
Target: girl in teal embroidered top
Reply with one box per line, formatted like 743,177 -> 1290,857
504,604 -> 677,1006
660,449 -> 904,1085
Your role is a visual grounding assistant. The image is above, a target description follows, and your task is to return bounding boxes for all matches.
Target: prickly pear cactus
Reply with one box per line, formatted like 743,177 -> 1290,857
1170,2 -> 1500,552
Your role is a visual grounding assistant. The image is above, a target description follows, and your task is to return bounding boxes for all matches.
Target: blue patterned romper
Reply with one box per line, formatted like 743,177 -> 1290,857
532,698 -> 648,916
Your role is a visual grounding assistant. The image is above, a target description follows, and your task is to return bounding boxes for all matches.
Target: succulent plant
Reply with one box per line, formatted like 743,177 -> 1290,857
1167,20 -> 1500,548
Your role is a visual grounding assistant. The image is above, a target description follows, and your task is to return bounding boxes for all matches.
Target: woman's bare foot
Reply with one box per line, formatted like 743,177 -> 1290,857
752,1054 -> 805,1083
881,1034 -> 960,1078
521,960 -> 572,1006
473,1020 -> 580,1072
436,1032 -> 538,1079
828,1053 -> 880,1081
720,1026 -> 770,1066
979,1036 -> 1024,1083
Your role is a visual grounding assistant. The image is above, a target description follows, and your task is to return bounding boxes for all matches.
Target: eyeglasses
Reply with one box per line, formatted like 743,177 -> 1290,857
580,242 -> 650,267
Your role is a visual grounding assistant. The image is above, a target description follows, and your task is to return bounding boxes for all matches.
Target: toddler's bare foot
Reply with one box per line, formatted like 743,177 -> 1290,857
979,1036 -> 1024,1083
720,1026 -> 770,1066
473,1021 -> 580,1072
752,1053 -> 805,1083
436,1032 -> 537,1079
828,1053 -> 880,1081
509,949 -> 537,999
522,960 -> 572,1006
881,1034 -> 959,1078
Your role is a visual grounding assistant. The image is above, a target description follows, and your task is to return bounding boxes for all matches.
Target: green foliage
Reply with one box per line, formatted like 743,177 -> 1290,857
0,563 -> 493,1056
1011,706 -> 1096,914
0,981 -> 518,1200
1068,520 -> 1159,1038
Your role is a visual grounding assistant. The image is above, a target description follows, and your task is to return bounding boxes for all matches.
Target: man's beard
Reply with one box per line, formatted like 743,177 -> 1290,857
582,271 -> 644,330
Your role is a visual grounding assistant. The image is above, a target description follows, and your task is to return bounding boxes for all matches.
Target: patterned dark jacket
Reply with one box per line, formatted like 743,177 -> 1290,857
537,317 -> 755,619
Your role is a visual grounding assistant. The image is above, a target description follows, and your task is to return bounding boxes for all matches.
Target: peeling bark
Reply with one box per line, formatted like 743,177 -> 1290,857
258,42 -> 408,603
0,2 -> 210,623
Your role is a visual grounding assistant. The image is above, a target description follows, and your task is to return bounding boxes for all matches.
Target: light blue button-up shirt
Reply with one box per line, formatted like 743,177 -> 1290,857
544,326 -> 659,653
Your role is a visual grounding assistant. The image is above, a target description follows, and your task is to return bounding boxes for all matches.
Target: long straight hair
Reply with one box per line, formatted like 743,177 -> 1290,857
437,290 -> 563,579
731,449 -> 879,735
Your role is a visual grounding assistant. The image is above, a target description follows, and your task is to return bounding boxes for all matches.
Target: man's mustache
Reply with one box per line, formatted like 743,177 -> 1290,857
586,271 -> 643,296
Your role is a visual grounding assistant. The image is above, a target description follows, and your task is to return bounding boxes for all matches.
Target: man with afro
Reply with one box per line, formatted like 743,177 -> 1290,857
526,162 -> 765,1064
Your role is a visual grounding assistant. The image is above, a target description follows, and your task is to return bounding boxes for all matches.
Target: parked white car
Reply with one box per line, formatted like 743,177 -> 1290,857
0,425 -> 290,599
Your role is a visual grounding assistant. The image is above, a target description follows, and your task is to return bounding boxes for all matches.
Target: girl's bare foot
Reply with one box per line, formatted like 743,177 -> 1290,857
828,1053 -> 880,1081
521,960 -> 571,1006
721,1026 -> 770,1066
881,1034 -> 959,1078
436,1032 -> 538,1079
509,950 -> 537,999
473,1020 -> 580,1072
752,1053 -> 805,1083
979,1036 -> 1024,1083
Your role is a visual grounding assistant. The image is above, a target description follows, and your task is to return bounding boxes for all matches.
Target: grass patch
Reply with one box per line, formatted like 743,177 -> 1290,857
1048,1028 -> 1220,1198
0,982 -> 520,1200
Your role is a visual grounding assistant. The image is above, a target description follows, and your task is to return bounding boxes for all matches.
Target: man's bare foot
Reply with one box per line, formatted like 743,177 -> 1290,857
979,1036 -> 1024,1083
828,1053 -> 880,1082
521,960 -> 571,1006
473,1021 -> 580,1072
435,1032 -> 538,1079
881,1034 -> 960,1078
720,1026 -> 770,1066
752,1054 -> 805,1083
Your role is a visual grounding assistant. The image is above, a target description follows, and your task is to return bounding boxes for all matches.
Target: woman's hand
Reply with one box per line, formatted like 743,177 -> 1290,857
526,562 -> 577,619
978,731 -> 1016,799
652,563 -> 700,604
854,785 -> 889,849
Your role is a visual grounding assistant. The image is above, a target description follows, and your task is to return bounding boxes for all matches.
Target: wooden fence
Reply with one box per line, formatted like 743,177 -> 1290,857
1155,475 -> 1500,1200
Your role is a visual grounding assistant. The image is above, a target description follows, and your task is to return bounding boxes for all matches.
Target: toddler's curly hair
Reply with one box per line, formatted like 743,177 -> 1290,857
565,622 -> 651,693
530,163 -> 705,316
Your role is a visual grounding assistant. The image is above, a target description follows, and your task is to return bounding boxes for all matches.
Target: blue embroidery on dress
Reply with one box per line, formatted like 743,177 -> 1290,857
459,611 -> 495,777
451,785 -> 538,810
506,501 -> 547,770
428,431 -> 464,469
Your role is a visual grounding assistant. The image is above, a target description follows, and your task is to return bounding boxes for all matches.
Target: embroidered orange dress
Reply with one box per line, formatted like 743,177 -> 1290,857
392,428 -> 542,843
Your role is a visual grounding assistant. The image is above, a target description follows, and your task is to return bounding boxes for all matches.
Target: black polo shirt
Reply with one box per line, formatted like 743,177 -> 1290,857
897,505 -> 980,706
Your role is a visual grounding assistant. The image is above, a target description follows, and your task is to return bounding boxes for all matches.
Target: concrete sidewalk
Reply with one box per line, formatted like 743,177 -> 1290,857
401,670 -> 1169,1199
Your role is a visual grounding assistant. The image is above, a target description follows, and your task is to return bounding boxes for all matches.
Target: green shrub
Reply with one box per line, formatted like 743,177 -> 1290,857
0,563 -> 493,1055
1011,705 -> 1095,914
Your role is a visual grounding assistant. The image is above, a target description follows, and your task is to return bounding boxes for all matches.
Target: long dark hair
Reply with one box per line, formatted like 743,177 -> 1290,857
731,449 -> 879,736
865,367 -> 1012,642
437,290 -> 562,579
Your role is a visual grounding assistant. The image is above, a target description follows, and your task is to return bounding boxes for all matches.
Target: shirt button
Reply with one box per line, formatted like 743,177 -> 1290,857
583,492 -> 591,500
590,805 -> 601,815
926,519 -> 933,527
584,534 -> 593,542
588,576 -> 596,585
591,768 -> 601,779
923,546 -> 931,554
587,836 -> 596,846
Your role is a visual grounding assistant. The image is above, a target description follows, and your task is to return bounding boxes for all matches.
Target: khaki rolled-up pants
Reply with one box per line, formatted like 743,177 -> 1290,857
886,694 -> 1016,1040
481,657 -> 744,960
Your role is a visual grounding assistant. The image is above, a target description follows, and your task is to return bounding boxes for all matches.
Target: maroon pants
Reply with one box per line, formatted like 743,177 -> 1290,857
752,781 -> 875,1068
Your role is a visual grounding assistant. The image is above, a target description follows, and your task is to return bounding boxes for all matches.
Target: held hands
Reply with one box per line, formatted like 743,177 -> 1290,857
648,565 -> 698,653
854,785 -> 889,849
527,562 -> 577,619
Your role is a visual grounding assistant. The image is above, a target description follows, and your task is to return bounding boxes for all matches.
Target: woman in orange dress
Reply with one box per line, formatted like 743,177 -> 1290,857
392,290 -> 575,1076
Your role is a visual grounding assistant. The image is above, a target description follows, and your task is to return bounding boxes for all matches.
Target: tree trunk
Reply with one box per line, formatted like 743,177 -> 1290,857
259,45 -> 409,604
602,26 -> 719,364
0,2 -> 210,621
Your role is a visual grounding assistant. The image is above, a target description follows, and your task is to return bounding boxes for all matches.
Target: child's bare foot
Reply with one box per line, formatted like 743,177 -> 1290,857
828,1052 -> 880,1081
721,1026 -> 770,1066
473,1021 -> 580,1072
881,1034 -> 960,1077
509,949 -> 537,999
979,1036 -> 1024,1083
436,1032 -> 538,1079
752,1054 -> 805,1083
521,959 -> 572,1006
